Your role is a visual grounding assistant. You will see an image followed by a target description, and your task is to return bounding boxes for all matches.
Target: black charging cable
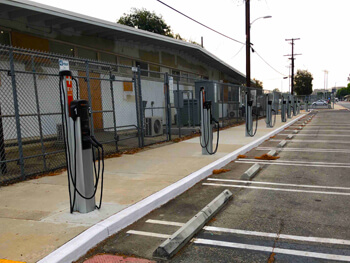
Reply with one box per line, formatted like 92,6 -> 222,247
198,90 -> 219,155
245,92 -> 259,137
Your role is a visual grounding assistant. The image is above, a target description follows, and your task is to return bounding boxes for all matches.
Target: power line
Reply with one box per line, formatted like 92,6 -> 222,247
156,0 -> 245,45
230,45 -> 245,60
254,50 -> 287,77
157,0 -> 287,79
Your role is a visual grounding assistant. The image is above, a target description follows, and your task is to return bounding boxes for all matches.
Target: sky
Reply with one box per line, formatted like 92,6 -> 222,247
33,0 -> 350,92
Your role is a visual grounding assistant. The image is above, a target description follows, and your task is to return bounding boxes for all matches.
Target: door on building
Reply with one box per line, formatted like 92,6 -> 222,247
78,71 -> 103,130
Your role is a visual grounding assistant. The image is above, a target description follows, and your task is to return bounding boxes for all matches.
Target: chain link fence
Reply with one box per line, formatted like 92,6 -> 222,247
1,45 -> 303,185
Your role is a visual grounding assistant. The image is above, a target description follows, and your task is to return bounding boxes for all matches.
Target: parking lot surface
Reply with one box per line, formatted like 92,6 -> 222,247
77,109 -> 350,262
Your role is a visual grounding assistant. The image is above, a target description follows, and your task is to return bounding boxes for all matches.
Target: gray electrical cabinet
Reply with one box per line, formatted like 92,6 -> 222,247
195,81 -> 220,121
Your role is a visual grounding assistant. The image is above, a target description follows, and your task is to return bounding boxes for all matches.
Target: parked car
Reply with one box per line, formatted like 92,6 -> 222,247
312,100 -> 327,106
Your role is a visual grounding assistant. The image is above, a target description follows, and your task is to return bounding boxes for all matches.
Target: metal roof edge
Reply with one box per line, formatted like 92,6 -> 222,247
1,0 -> 246,80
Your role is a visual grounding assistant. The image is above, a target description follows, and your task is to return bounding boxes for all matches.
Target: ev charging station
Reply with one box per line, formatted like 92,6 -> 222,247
199,87 -> 219,155
281,95 -> 287,122
297,100 -> 300,115
245,89 -> 258,137
293,98 -> 297,116
265,93 -> 276,128
59,59 -> 104,213
287,95 -> 293,119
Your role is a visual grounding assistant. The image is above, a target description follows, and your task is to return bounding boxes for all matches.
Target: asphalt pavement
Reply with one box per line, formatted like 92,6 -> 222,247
73,109 -> 350,262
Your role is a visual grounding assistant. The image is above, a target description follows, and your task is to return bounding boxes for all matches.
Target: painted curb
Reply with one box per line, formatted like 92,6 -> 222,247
293,130 -> 299,134
241,163 -> 261,180
38,114 -> 306,263
153,189 -> 232,259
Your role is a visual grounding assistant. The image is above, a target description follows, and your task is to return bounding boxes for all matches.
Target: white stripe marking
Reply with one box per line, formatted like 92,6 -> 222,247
126,230 -> 350,261
235,160 -> 350,168
126,230 -> 170,239
194,238 -> 350,261
295,130 -> 350,132
256,147 -> 350,153
146,219 -> 184,227
279,134 -> 350,137
238,158 -> 350,166
270,139 -> 350,144
207,178 -> 350,191
146,219 -> 350,246
202,183 -> 350,196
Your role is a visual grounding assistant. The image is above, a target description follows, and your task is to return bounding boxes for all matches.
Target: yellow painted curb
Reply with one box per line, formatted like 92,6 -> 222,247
0,260 -> 26,263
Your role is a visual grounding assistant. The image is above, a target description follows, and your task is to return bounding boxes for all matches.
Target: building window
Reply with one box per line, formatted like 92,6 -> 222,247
149,64 -> 160,78
77,47 -> 97,60
119,56 -> 133,75
172,70 -> 180,81
0,30 -> 10,45
181,72 -> 189,82
100,52 -> 117,64
49,41 -> 74,56
136,61 -> 148,77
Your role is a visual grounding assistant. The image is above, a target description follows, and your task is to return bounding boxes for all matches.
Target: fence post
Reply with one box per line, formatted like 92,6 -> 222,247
137,66 -> 145,147
176,78 -> 181,138
164,73 -> 171,141
221,84 -> 224,128
31,56 -> 47,171
85,61 -> 95,135
0,102 -> 7,174
109,71 -> 119,152
133,68 -> 141,148
9,47 -> 25,179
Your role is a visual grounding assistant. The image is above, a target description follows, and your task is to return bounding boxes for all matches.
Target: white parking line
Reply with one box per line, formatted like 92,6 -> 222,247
202,183 -> 350,196
278,134 -> 350,137
127,227 -> 350,261
194,239 -> 350,261
146,219 -> 350,246
146,219 -> 184,227
207,178 -> 350,191
126,230 -> 170,239
235,160 -> 350,168
256,147 -> 350,153
270,139 -> 350,144
238,158 -> 350,166
292,130 -> 350,132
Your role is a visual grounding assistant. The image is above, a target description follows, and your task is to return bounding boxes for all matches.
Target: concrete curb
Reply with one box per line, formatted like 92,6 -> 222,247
278,140 -> 287,148
241,163 -> 261,180
153,189 -> 232,259
267,149 -> 277,156
287,134 -> 294,139
38,114 -> 305,263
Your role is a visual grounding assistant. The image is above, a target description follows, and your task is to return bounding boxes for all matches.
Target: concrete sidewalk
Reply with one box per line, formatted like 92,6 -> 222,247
1,114 -> 306,263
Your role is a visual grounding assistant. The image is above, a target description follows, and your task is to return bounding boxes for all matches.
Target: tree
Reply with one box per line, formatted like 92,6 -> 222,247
118,8 -> 174,37
294,69 -> 313,95
336,84 -> 350,99
252,78 -> 263,89
273,88 -> 280,92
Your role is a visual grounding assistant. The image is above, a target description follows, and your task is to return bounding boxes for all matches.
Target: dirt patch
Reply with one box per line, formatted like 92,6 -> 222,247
212,169 -> 231,174
254,154 -> 280,160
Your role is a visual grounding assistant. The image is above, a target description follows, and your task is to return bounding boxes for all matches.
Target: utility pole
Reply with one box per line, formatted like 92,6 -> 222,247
245,0 -> 251,88
285,38 -> 301,94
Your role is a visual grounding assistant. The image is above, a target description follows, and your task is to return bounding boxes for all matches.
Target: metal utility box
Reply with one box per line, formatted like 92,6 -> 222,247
177,99 -> 198,126
195,81 -> 220,122
173,90 -> 184,109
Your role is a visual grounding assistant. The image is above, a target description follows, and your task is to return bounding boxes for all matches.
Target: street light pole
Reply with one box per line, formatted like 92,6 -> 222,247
245,0 -> 251,88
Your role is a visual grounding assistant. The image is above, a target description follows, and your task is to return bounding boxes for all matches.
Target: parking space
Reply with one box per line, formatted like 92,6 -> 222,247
77,110 -> 350,263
